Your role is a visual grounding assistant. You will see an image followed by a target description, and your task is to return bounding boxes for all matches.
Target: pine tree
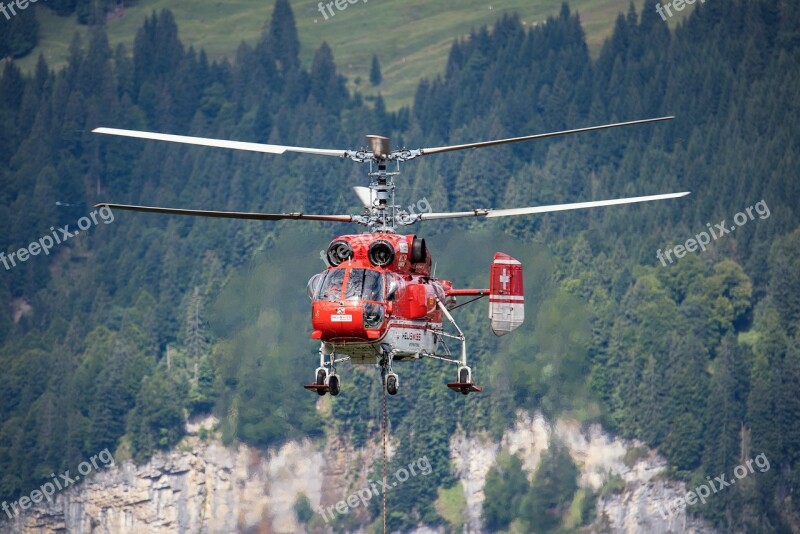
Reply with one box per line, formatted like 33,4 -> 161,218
183,286 -> 208,385
369,54 -> 382,86
310,41 -> 347,112
265,0 -> 300,72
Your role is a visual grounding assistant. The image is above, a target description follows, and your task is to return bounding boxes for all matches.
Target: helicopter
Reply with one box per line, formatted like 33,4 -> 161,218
92,116 -> 689,396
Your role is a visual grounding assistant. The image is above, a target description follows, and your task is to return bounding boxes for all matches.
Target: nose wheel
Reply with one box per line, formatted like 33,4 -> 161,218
305,345 -> 345,396
315,369 -> 327,396
305,367 -> 341,396
328,374 -> 340,396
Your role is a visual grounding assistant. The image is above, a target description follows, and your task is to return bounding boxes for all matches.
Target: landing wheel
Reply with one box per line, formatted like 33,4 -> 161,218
316,369 -> 327,396
459,367 -> 470,382
459,367 -> 470,395
328,374 -> 340,396
386,374 -> 399,396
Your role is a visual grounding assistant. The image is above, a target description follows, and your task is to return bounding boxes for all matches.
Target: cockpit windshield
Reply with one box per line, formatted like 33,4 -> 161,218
313,268 -> 385,302
345,269 -> 385,301
316,268 -> 346,302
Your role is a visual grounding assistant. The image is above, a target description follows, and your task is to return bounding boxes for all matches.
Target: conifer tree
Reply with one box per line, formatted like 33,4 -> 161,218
369,54 -> 382,86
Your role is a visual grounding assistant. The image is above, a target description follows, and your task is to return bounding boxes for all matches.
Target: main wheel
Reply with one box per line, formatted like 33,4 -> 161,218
328,374 -> 340,396
459,367 -> 470,395
386,374 -> 398,395
459,367 -> 470,383
316,369 -> 327,396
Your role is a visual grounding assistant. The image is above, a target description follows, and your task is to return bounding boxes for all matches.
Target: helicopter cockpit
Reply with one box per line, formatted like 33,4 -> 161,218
308,267 -> 385,303
308,267 -> 388,331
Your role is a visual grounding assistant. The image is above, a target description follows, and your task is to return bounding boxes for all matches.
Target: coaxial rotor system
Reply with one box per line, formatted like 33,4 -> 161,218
92,116 -> 688,231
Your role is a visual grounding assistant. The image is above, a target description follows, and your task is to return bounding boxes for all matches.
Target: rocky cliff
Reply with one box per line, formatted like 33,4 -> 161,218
2,412 -> 718,533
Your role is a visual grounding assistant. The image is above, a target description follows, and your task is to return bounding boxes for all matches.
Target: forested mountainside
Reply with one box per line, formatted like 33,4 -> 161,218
1,0 -> 799,532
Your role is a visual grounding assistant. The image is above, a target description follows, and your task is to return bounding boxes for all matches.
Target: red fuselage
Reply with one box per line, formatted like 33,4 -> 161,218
307,233 -> 451,344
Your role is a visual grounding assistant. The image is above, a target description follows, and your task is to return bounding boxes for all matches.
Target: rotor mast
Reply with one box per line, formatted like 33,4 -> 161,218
363,135 -> 405,233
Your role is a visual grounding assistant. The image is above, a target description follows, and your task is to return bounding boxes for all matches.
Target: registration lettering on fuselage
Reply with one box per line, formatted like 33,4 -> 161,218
331,314 -> 353,322
400,331 -> 423,342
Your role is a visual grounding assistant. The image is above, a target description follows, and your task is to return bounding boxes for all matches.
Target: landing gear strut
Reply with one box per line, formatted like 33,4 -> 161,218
433,296 -> 483,394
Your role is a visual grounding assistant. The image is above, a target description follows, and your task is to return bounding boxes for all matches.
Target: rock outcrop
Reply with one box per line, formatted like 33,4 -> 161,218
3,412 -> 718,533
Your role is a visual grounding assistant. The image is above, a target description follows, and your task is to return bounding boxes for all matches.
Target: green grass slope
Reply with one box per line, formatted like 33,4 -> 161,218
19,0 -> 690,109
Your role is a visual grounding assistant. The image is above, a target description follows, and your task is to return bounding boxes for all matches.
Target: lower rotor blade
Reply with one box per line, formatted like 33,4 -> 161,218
418,192 -> 690,221
95,203 -> 354,222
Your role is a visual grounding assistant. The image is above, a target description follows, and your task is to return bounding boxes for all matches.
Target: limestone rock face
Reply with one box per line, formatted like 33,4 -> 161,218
450,410 -> 718,534
4,412 -> 718,533
7,437 -> 325,534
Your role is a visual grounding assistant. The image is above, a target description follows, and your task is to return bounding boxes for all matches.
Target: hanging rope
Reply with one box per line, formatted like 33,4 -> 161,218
382,379 -> 388,534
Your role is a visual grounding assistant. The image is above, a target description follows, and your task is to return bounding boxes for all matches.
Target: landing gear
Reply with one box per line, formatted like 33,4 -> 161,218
328,374 -> 341,396
432,296 -> 483,394
304,344 -> 347,395
380,345 -> 399,395
306,367 -> 342,396
386,373 -> 399,395
315,368 -> 327,396
459,367 -> 470,395
445,365 -> 483,394
459,367 -> 469,383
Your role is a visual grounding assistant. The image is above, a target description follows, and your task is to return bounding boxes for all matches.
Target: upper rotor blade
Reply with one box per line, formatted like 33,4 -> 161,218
95,203 -> 355,222
92,128 -> 349,158
418,116 -> 674,156
418,191 -> 690,221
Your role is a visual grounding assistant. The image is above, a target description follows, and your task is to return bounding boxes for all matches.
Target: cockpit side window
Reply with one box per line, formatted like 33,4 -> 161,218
386,273 -> 403,300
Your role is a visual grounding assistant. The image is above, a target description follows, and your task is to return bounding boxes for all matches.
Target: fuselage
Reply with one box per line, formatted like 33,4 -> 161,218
307,233 -> 452,363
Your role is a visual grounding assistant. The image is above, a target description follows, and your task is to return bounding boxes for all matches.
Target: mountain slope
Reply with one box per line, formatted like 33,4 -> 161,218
16,0 -> 691,108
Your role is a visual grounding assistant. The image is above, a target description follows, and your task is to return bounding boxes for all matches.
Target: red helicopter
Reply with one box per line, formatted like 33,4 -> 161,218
93,117 -> 688,396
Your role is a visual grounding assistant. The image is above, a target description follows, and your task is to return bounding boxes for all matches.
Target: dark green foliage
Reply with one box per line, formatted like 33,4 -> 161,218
0,5 -> 39,58
294,492 -> 314,524
521,440 -> 579,532
768,229 -> 800,337
127,369 -> 185,462
482,453 -> 530,530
